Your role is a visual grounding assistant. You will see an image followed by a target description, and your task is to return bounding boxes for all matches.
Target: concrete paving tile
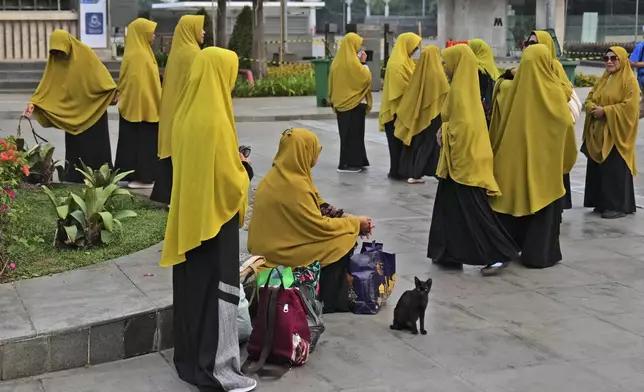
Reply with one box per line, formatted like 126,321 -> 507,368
560,221 -> 636,241
559,238 -> 629,262
15,262 -> 154,334
306,314 -> 441,390
251,366 -> 337,392
563,256 -> 644,293
583,236 -> 644,258
39,354 -> 193,392
113,246 -> 171,308
408,269 -> 526,301
0,284 -> 35,343
394,327 -> 556,375
537,282 -> 644,317
499,262 -> 608,290
579,356 -> 644,391
339,371 -> 481,392
506,317 -> 644,362
597,311 -> 644,338
462,362 -> 621,392
451,290 -> 588,328
0,380 -> 43,392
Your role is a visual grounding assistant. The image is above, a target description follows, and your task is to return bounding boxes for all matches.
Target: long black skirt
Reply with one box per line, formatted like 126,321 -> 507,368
150,158 -> 172,204
582,145 -> 636,214
319,251 -> 352,314
336,104 -> 369,169
64,111 -> 112,184
398,116 -> 442,179
114,115 -> 159,183
427,177 -> 519,266
173,213 -> 255,391
496,200 -> 563,269
562,174 -> 572,210
384,119 -> 404,179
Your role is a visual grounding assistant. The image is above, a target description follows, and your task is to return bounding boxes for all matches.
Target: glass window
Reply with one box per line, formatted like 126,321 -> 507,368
566,0 -> 640,43
0,0 -> 74,11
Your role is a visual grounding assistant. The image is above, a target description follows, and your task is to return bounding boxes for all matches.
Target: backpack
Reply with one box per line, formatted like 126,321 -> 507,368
243,268 -> 311,378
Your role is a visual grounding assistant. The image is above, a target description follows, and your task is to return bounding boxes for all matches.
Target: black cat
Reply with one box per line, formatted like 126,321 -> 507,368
390,277 -> 432,335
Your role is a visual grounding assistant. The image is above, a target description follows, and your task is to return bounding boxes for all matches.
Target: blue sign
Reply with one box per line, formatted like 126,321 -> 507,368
85,12 -> 104,35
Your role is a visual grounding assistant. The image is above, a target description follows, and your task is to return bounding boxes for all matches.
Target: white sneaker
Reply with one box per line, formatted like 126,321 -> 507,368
407,178 -> 426,184
337,166 -> 362,173
230,379 -> 257,392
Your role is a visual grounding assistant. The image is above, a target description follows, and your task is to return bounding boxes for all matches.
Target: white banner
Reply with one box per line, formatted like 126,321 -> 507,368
80,0 -> 108,48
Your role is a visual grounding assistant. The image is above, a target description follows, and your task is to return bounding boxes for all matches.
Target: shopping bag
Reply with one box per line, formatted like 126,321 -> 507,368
257,266 -> 295,289
348,241 -> 397,315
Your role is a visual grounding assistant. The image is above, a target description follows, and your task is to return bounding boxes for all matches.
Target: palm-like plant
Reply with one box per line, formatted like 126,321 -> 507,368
75,161 -> 134,188
24,143 -> 64,185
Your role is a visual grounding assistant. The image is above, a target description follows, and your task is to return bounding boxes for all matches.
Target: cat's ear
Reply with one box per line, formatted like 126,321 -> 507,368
414,276 -> 421,288
425,277 -> 433,290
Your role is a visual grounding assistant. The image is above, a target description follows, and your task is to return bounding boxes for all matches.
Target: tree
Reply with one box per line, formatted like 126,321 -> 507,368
216,0 -> 227,47
228,6 -> 253,70
251,0 -> 267,77
196,8 -> 215,47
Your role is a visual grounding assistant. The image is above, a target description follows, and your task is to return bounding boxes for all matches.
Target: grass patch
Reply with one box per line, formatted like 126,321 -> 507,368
2,184 -> 167,282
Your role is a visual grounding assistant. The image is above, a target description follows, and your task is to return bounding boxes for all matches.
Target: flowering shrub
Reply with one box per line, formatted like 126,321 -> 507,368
0,136 -> 29,278
234,64 -> 315,98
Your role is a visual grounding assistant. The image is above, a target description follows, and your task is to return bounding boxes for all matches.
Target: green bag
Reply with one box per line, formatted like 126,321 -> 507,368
257,266 -> 294,288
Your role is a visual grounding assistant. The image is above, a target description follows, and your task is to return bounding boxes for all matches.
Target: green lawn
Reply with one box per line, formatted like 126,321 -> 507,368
2,184 -> 167,282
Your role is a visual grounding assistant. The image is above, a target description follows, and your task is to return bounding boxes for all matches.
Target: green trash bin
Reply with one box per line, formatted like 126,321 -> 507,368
560,60 -> 579,83
311,58 -> 331,107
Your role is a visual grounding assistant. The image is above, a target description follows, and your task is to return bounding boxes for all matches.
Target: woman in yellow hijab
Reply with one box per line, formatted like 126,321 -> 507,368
468,38 -> 499,125
161,47 -> 256,391
329,32 -> 372,173
114,18 -> 162,190
150,15 -> 205,205
490,44 -> 577,269
428,44 -> 518,276
394,45 -> 449,184
24,30 -> 118,183
248,128 -> 373,313
380,32 -> 422,180
582,47 -> 638,219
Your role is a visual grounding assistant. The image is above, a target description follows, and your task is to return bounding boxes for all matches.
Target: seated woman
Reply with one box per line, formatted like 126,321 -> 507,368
582,46 -> 638,219
248,128 -> 373,313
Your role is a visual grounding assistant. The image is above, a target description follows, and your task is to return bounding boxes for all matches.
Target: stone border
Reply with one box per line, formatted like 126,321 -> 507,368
0,307 -> 173,380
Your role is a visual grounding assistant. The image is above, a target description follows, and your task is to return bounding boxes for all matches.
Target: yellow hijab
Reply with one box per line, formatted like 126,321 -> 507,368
30,30 -> 117,135
379,32 -> 422,130
436,44 -> 500,195
160,47 -> 249,267
489,44 -> 577,217
157,15 -> 204,159
582,46 -> 639,175
394,45 -> 449,146
488,78 -> 513,149
468,38 -> 500,81
533,30 -> 573,99
248,128 -> 361,269
118,18 -> 162,123
329,33 -> 372,112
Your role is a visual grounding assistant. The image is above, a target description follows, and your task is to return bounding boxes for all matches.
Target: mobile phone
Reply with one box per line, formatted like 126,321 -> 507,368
239,145 -> 251,158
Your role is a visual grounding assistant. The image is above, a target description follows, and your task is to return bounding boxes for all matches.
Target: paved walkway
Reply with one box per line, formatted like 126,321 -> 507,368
3,83 -> 644,390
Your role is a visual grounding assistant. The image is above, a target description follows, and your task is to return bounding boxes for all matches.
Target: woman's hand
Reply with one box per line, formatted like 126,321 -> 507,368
240,152 -> 251,165
110,92 -> 120,106
591,106 -> 605,119
358,216 -> 374,238
23,103 -> 35,117
436,127 -> 443,147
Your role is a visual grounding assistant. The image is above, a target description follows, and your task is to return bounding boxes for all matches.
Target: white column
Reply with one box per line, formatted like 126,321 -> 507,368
346,0 -> 353,23
555,0 -> 566,44
535,0 -> 547,30
384,0 -> 390,17
436,0 -> 454,47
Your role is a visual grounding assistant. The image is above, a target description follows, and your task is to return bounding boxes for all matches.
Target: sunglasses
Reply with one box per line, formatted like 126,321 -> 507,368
603,55 -> 618,62
524,40 -> 538,48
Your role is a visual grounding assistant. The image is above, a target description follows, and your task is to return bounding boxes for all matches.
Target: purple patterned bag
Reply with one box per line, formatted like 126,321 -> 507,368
348,241 -> 396,315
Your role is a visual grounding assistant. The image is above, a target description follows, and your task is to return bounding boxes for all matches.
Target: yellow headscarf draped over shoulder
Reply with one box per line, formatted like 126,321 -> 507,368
394,45 -> 449,146
329,33 -> 373,112
118,18 -> 161,123
533,30 -> 573,99
488,78 -> 513,150
468,38 -> 500,80
436,44 -> 500,195
30,30 -> 117,135
489,44 -> 577,217
582,46 -> 639,175
157,15 -> 205,159
379,32 -> 422,130
160,47 -> 249,267
248,128 -> 361,269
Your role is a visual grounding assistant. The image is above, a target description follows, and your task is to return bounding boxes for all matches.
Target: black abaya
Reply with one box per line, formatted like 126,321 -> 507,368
398,115 -> 442,179
114,115 -> 159,183
427,177 -> 519,266
496,200 -> 563,269
562,173 -> 572,210
582,145 -> 636,214
150,158 -> 172,204
64,111 -> 112,184
173,213 -> 255,392
319,251 -> 352,314
385,119 -> 404,179
336,104 -> 369,169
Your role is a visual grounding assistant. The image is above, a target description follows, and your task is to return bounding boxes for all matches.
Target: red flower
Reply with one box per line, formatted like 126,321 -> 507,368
21,165 -> 30,176
4,188 -> 15,199
0,152 -> 8,161
0,204 -> 7,213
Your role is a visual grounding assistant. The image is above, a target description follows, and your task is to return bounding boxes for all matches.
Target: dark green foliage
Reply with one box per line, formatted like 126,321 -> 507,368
196,8 -> 215,48
228,6 -> 253,70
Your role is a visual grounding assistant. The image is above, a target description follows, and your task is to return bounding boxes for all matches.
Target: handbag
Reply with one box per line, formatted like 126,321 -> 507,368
244,268 -> 311,378
348,241 -> 397,315
16,115 -> 48,152
291,261 -> 324,352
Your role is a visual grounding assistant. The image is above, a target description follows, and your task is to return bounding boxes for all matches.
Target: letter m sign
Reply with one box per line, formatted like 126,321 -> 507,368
494,17 -> 503,27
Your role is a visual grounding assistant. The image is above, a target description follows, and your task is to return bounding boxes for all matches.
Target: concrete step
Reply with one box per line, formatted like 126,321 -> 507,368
0,60 -> 121,71
0,69 -> 120,80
